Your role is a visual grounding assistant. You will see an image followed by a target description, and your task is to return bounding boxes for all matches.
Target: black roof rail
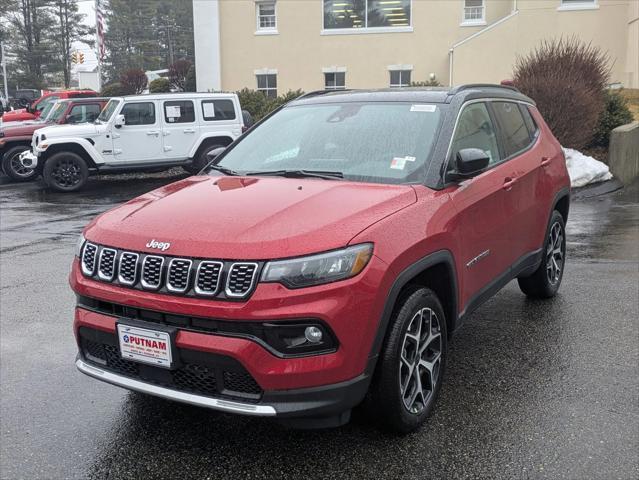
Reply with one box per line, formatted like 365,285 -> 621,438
449,83 -> 520,95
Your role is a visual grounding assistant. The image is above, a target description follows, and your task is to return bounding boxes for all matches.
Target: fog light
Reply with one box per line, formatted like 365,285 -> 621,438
304,326 -> 323,343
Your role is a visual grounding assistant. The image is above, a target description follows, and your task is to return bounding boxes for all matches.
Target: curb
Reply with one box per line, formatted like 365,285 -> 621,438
571,178 -> 624,200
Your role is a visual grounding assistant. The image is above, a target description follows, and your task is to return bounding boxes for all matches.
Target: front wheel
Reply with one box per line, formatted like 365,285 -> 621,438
1,146 -> 38,182
43,152 -> 89,192
369,287 -> 447,434
518,210 -> 566,298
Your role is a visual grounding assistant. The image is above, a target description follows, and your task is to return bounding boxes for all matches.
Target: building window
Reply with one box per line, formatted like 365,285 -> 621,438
324,72 -> 346,90
257,73 -> 277,98
462,0 -> 485,25
389,69 -> 411,88
558,0 -> 598,10
256,1 -> 277,31
323,0 -> 411,30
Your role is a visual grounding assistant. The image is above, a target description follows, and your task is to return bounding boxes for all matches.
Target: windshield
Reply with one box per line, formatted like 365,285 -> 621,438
48,102 -> 69,122
39,101 -> 58,121
97,99 -> 120,122
213,102 -> 443,185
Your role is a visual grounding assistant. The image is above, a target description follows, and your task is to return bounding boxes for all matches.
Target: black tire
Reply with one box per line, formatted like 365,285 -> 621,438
1,145 -> 38,182
43,151 -> 89,192
369,286 -> 448,434
183,143 -> 224,174
518,210 -> 566,298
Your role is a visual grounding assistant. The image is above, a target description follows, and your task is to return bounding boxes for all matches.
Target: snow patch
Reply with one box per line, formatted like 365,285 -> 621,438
563,148 -> 612,188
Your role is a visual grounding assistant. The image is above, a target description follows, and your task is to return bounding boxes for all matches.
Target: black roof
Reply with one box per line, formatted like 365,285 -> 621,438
290,84 -> 534,106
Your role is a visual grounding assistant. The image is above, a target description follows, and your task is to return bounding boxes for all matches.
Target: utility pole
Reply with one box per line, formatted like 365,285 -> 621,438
1,42 -> 8,100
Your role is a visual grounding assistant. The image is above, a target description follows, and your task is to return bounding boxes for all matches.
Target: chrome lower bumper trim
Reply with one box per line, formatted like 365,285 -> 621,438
75,359 -> 277,416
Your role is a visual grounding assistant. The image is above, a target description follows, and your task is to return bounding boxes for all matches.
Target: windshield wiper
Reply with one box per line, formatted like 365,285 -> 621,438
243,169 -> 344,180
208,164 -> 239,176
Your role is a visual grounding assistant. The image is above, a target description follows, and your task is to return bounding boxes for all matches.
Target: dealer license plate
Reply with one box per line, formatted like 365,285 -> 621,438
117,324 -> 172,368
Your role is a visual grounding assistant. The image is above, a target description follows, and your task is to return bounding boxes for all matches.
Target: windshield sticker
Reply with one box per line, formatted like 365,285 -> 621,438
390,157 -> 407,170
410,104 -> 437,113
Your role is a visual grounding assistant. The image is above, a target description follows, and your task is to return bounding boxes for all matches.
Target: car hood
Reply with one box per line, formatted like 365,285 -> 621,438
86,176 -> 417,259
35,123 -> 99,138
0,122 -> 50,137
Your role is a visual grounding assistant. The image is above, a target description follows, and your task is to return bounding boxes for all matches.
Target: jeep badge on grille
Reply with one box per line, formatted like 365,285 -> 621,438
146,239 -> 171,251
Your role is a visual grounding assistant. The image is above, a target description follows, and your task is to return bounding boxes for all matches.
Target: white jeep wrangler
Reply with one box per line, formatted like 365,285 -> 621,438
23,93 -> 243,192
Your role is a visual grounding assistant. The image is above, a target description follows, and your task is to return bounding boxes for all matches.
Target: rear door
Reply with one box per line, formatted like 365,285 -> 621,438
447,101 -> 513,309
112,101 -> 164,163
199,97 -> 241,138
491,101 -> 545,261
161,99 -> 199,159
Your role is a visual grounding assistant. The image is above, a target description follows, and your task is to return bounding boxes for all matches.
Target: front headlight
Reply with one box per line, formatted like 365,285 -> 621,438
261,243 -> 373,288
75,233 -> 86,258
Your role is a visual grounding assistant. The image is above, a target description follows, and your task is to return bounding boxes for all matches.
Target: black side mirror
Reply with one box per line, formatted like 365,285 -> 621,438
450,148 -> 490,180
206,146 -> 227,161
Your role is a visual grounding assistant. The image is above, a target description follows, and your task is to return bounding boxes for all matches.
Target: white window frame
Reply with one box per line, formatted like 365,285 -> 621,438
388,64 -> 413,88
255,1 -> 278,35
461,0 -> 486,26
321,0 -> 413,36
557,0 -> 599,11
322,66 -> 347,90
255,68 -> 278,98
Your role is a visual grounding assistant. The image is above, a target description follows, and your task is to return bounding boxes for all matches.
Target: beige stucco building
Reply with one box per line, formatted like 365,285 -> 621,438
193,0 -> 639,95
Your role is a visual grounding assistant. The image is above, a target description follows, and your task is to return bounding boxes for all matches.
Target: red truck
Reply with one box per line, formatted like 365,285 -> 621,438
0,97 -> 107,181
1,89 -> 97,123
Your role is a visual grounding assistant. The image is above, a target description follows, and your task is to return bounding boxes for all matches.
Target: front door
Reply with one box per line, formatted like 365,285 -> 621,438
112,101 -> 164,163
161,100 -> 199,160
447,102 -> 513,312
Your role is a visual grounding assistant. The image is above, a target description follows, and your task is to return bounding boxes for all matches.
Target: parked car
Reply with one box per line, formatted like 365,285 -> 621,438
0,97 -> 108,181
1,89 -> 97,123
71,85 -> 570,432
23,92 -> 243,191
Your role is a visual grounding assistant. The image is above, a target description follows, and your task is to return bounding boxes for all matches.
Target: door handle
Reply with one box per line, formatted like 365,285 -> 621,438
541,156 -> 551,168
183,128 -> 195,134
503,177 -> 517,191
146,130 -> 159,136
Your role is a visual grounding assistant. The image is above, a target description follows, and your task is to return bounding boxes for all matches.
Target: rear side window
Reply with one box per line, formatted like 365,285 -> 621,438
493,101 -> 532,158
164,100 -> 195,123
450,102 -> 501,166
121,102 -> 155,125
520,104 -> 539,139
201,100 -> 236,121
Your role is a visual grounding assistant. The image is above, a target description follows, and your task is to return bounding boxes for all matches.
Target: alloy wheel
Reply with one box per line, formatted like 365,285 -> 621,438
50,158 -> 82,188
399,307 -> 442,414
9,152 -> 36,179
546,221 -> 564,285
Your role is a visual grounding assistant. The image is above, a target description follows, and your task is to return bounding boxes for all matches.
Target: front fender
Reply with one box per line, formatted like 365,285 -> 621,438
39,137 -> 104,166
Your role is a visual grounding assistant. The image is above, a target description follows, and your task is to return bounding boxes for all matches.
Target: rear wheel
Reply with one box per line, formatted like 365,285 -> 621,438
518,210 -> 566,298
43,151 -> 89,192
183,143 -> 224,174
369,287 -> 447,434
1,146 -> 38,182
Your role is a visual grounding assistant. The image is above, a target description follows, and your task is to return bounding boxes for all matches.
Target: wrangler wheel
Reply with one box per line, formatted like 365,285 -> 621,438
370,287 -> 447,434
43,152 -> 89,192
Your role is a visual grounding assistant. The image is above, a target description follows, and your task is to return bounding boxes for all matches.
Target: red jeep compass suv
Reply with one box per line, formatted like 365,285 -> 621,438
72,85 -> 570,432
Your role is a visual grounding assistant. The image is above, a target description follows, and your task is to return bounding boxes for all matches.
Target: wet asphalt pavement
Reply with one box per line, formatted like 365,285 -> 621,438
0,173 -> 637,480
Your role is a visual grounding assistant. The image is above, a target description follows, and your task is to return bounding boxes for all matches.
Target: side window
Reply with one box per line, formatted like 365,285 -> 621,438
67,104 -> 102,124
492,101 -> 532,158
201,99 -> 236,121
450,102 -> 501,167
164,100 -> 195,124
519,104 -> 539,140
121,102 -> 156,126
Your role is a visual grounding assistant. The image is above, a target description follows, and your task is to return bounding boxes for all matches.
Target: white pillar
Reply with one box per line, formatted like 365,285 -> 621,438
193,0 -> 222,92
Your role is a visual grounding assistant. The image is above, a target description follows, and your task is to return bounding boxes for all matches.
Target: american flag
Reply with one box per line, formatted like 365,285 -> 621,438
96,0 -> 106,61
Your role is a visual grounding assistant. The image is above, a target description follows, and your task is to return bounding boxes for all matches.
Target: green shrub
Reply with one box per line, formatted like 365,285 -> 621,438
100,82 -> 129,97
411,79 -> 441,87
237,88 -> 305,120
149,77 -> 171,93
119,69 -> 148,94
590,90 -> 634,147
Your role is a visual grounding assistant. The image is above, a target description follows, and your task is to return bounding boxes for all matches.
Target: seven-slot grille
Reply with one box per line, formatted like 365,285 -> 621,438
226,263 -> 259,297
79,242 -> 259,300
167,259 -> 192,292
98,248 -> 117,281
